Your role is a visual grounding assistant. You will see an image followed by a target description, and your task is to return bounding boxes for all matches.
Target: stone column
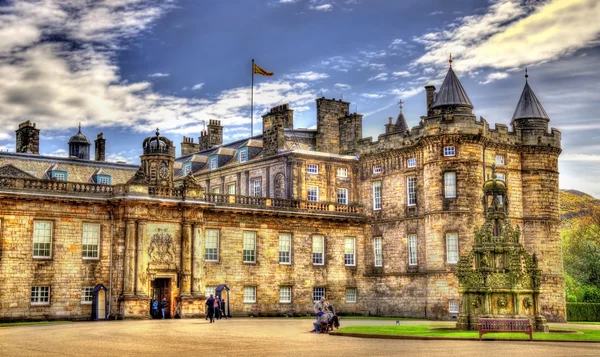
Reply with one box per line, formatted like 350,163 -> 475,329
124,220 -> 136,296
135,220 -> 148,297
191,224 -> 203,295
181,223 -> 192,296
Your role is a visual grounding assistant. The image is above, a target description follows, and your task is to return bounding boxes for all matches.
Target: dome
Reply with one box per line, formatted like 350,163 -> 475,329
142,128 -> 174,156
68,125 -> 90,145
483,179 -> 506,191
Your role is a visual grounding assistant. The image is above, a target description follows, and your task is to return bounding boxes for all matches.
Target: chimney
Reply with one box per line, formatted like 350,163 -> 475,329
15,120 -> 40,154
262,105 -> 287,157
385,116 -> 395,134
198,120 -> 223,150
180,136 -> 199,156
425,85 -> 436,116
94,133 -> 106,161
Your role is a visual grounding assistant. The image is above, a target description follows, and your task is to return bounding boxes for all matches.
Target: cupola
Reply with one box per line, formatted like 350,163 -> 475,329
68,124 -> 91,160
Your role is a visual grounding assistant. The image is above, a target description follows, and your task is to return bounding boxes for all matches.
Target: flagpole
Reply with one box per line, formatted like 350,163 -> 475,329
251,58 -> 254,137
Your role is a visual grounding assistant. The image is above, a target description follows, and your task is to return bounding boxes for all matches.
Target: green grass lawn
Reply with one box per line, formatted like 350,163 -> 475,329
568,321 -> 600,325
335,325 -> 600,341
298,315 -> 416,320
0,321 -> 72,328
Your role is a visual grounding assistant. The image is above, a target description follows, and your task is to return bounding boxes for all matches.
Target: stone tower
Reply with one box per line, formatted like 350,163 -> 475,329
315,97 -> 350,154
68,124 -> 91,160
15,120 -> 40,154
141,129 -> 175,187
262,104 -> 290,157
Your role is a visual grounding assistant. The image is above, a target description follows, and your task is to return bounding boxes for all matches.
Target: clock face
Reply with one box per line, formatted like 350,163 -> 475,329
159,165 -> 169,179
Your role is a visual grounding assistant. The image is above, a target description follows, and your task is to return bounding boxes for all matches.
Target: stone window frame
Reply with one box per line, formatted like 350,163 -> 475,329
242,231 -> 257,264
372,181 -> 382,211
243,286 -> 257,303
204,229 -> 220,262
251,178 -> 262,197
279,286 -> 292,303
337,187 -> 348,205
345,287 -> 357,303
373,237 -> 383,267
81,286 -> 94,304
407,158 -> 417,168
344,237 -> 356,266
495,154 -> 505,166
82,222 -> 101,260
307,164 -> 319,174
33,220 -> 53,259
406,176 -> 417,206
443,146 -> 456,157
312,235 -> 325,266
278,232 -> 292,265
336,167 -> 348,178
227,182 -> 236,195
31,286 -> 50,306
446,232 -> 459,264
312,287 -> 326,302
307,185 -> 319,202
444,172 -> 457,198
449,300 -> 459,314
408,233 -> 418,266
211,186 -> 221,194
372,164 -> 382,175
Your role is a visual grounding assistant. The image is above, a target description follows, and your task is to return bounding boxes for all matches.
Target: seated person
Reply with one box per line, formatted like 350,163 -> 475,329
312,308 -> 328,333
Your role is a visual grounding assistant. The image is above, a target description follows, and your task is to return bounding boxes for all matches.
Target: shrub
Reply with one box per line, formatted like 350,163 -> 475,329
567,303 -> 600,321
581,285 -> 600,303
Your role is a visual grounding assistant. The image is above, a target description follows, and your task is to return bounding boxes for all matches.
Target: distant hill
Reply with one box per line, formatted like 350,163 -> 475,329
560,189 -> 600,230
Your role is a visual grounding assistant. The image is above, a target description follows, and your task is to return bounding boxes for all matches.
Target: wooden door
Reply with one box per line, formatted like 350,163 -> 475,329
97,290 -> 106,320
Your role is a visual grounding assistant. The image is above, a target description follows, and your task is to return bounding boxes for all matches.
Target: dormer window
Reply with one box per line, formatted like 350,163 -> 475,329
209,157 -> 218,170
183,163 -> 192,176
96,175 -> 111,185
51,171 -> 67,181
443,146 -> 456,157
238,148 -> 248,163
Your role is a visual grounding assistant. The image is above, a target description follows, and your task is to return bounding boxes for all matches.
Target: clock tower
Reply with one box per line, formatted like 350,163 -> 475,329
141,129 -> 175,187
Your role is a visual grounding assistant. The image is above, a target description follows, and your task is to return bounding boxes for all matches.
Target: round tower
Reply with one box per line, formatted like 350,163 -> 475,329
141,129 -> 175,187
68,124 -> 91,160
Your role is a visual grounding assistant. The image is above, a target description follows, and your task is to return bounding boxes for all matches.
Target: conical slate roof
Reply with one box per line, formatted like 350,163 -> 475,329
512,82 -> 549,121
431,66 -> 473,109
68,127 -> 90,145
395,112 -> 409,133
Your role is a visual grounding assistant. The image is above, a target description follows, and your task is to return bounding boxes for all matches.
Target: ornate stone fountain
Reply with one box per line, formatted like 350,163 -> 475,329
456,166 -> 548,332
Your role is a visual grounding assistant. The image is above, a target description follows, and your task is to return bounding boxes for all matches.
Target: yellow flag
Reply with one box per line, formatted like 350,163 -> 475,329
253,63 -> 274,76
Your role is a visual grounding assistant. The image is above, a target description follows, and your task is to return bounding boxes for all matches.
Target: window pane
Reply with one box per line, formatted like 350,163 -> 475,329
496,173 -> 505,182
279,233 -> 291,264
81,287 -> 94,303
307,164 -> 318,174
346,288 -> 357,303
243,286 -> 256,303
308,186 -> 319,202
337,188 -> 348,204
407,177 -> 417,206
495,155 -> 504,165
408,234 -> 418,266
313,287 -> 325,301
253,180 -> 261,197
243,232 -> 256,263
344,237 -> 355,266
446,233 -> 459,263
279,286 -> 292,303
336,168 -> 348,177
228,184 -> 236,195
205,229 -> 219,261
373,165 -> 382,174
33,221 -> 52,258
205,286 -> 216,298
444,172 -> 456,198
82,223 -> 100,259
374,237 -> 383,267
31,286 -> 50,304
373,181 -> 382,210
407,158 -> 416,168
312,235 -> 324,265
444,146 -> 455,156
449,300 -> 459,313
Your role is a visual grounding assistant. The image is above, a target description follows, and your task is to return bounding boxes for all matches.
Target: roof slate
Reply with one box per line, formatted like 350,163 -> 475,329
431,66 -> 473,109
512,82 -> 549,121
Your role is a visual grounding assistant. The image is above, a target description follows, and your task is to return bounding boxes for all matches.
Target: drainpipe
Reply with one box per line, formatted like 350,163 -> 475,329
108,207 -> 115,319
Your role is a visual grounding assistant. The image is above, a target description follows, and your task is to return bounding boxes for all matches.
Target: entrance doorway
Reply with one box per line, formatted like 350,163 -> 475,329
151,278 -> 171,318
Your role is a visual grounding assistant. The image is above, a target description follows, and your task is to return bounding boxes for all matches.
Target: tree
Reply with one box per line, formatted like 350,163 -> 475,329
563,207 -> 600,289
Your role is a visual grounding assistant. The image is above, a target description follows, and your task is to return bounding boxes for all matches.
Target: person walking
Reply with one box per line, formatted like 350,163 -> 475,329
151,299 -> 159,319
206,294 -> 216,323
160,298 -> 167,319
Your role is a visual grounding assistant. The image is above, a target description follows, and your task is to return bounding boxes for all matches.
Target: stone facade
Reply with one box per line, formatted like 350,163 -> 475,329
0,65 -> 566,322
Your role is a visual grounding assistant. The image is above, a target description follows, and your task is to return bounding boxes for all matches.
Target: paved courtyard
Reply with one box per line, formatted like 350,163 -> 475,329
1,318 -> 598,357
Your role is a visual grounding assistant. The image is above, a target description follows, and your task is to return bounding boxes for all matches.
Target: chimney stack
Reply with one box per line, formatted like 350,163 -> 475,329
425,85 -> 436,116
94,133 -> 106,161
180,136 -> 199,156
15,120 -> 40,154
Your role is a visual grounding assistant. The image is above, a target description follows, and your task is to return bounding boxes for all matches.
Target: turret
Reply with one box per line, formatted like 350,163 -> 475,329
429,56 -> 473,115
141,128 -> 175,187
68,124 -> 91,160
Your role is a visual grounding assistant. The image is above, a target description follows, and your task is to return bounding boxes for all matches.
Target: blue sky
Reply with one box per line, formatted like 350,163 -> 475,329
0,0 -> 599,195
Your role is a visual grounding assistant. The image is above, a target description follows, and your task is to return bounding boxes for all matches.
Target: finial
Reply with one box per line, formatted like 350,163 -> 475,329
525,68 -> 528,82
398,99 -> 404,113
449,53 -> 453,66
78,122 -> 81,133
156,127 -> 160,137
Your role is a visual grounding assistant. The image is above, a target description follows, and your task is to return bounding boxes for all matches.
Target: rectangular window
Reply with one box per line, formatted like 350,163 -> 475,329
183,164 -> 191,176
209,157 -> 217,170
407,176 -> 417,206
243,286 -> 256,303
446,233 -> 459,264
204,229 -> 219,262
252,179 -> 262,197
344,237 -> 356,266
373,181 -> 382,210
372,165 -> 382,174
205,285 -> 216,298
336,168 -> 348,177
307,164 -> 318,174
408,234 -> 418,266
53,172 -> 66,181
211,187 -> 221,194
31,286 -> 50,305
449,300 -> 459,314
444,172 -> 457,198
81,287 -> 94,304
307,185 -> 319,202
99,176 -> 110,185
227,183 -> 236,195
239,149 -> 248,163
313,287 -> 325,302
496,173 -> 505,182
279,233 -> 291,264
243,231 -> 256,263
495,155 -> 505,165
312,235 -> 324,265
279,286 -> 292,303
337,188 -> 348,204
373,237 -> 383,267
82,223 -> 100,259
346,287 -> 357,303
443,146 -> 456,157
407,158 -> 416,168
33,221 -> 52,258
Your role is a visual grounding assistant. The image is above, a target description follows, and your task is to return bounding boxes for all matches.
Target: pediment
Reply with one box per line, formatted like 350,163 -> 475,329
0,164 -> 37,179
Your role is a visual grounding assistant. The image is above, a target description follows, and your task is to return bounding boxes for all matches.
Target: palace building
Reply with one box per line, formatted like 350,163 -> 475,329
0,65 -> 566,322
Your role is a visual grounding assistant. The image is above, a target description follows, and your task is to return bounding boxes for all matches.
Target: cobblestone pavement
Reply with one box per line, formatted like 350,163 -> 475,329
1,318 -> 598,357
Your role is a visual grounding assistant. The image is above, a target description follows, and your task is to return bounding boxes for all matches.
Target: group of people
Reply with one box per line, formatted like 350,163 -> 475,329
151,298 -> 168,319
205,293 -> 227,323
311,297 -> 340,333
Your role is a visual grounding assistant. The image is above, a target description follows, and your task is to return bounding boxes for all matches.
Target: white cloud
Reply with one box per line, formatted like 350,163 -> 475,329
279,0 -> 298,3
334,83 -> 351,90
360,50 -> 387,59
310,4 -> 333,11
392,71 -> 412,77
368,73 -> 388,81
561,154 -> 600,162
429,11 -> 444,16
360,93 -> 385,99
191,83 -> 205,90
389,38 -> 406,49
286,71 -> 329,81
149,72 -> 169,77
479,72 -> 509,84
360,62 -> 385,70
